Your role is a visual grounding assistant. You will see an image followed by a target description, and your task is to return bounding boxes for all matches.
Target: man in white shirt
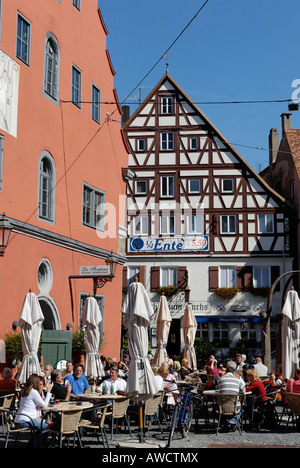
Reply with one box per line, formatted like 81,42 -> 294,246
98,367 -> 127,395
253,357 -> 268,377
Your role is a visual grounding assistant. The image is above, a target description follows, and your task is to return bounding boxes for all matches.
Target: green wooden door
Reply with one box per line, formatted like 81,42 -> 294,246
41,330 -> 72,367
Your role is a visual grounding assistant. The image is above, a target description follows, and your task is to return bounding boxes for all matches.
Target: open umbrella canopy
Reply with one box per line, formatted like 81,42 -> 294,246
122,281 -> 160,402
81,296 -> 104,380
153,294 -> 172,367
281,289 -> 300,380
181,304 -> 197,370
18,291 -> 44,384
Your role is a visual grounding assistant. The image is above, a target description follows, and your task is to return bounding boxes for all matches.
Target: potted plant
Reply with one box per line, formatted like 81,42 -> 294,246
72,328 -> 86,364
2,331 -> 23,366
214,286 -> 239,300
157,285 -> 179,297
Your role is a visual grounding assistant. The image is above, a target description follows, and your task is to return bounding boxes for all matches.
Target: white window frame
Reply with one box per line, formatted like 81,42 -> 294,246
16,13 -> 31,65
219,267 -> 237,288
38,151 -> 56,224
127,266 -> 140,285
160,267 -> 178,286
188,179 -> 201,194
221,178 -> 234,193
161,132 -> 174,151
137,139 -> 146,152
258,214 -> 274,233
43,32 -> 60,105
135,180 -> 147,195
160,214 -> 175,235
190,137 -> 198,150
161,175 -> 174,198
187,214 -> 204,235
220,214 -> 236,234
253,267 -> 271,288
133,215 -> 148,236
71,64 -> 82,108
92,84 -> 100,124
161,96 -> 173,114
82,183 -> 105,231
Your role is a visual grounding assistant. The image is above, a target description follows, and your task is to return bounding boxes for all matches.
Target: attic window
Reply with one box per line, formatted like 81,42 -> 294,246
161,96 -> 173,115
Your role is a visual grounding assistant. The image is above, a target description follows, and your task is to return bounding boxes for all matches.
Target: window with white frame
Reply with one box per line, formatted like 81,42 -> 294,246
133,215 -> 148,236
135,180 -> 147,194
92,84 -> 100,123
160,267 -> 178,286
213,322 -> 229,342
190,137 -> 198,150
240,322 -> 257,341
160,214 -> 175,235
127,266 -> 140,285
137,139 -> 146,152
187,214 -> 203,235
82,184 -> 105,230
16,13 -> 31,65
196,322 -> 209,340
220,214 -> 236,234
43,33 -> 60,104
161,132 -> 174,151
253,267 -> 271,288
161,96 -> 173,114
72,65 -> 81,108
221,179 -> 234,193
161,175 -> 174,197
38,152 -> 56,223
188,179 -> 200,194
219,267 -> 237,288
258,214 -> 274,233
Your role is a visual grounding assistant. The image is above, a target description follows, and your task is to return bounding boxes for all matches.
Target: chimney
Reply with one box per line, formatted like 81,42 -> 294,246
121,105 -> 130,127
269,128 -> 279,165
281,112 -> 292,134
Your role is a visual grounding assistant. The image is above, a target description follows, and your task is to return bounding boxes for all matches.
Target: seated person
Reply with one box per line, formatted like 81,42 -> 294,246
158,363 -> 178,405
286,368 -> 300,395
151,364 -> 164,391
51,369 -> 71,401
97,366 -> 127,395
64,363 -> 89,399
218,361 -> 245,431
180,358 -> 193,380
0,367 -> 17,392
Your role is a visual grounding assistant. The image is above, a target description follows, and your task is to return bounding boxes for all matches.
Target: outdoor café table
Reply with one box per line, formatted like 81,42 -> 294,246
77,393 -> 126,402
42,401 -> 94,414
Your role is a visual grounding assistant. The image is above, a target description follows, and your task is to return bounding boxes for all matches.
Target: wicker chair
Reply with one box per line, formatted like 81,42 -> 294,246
105,397 -> 132,440
79,403 -> 110,448
0,394 -> 16,435
285,393 -> 300,429
48,408 -> 83,448
0,409 -> 37,448
215,393 -> 242,435
143,391 -> 164,434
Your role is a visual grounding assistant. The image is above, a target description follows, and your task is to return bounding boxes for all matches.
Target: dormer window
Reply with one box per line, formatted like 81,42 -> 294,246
161,96 -> 173,114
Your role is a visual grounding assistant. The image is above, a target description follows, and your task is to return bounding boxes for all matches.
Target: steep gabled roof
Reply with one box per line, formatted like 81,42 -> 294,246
124,72 -> 286,205
284,129 -> 300,180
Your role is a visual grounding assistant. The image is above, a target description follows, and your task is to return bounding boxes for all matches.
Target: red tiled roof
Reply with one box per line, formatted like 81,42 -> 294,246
285,129 -> 300,179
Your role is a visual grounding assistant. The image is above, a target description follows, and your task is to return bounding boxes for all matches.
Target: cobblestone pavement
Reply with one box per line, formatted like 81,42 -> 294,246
2,412 -> 299,451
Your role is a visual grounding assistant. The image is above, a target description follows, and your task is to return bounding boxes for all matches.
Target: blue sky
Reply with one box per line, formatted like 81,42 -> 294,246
99,0 -> 300,173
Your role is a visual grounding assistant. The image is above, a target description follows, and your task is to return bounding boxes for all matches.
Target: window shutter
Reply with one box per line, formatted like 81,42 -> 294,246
122,267 -> 127,289
271,266 -> 280,292
151,267 -> 160,291
177,266 -> 187,291
237,266 -> 252,291
139,266 -> 145,285
209,266 -> 218,291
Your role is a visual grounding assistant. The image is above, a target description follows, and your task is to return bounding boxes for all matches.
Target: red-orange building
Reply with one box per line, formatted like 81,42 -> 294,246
0,1 -> 128,362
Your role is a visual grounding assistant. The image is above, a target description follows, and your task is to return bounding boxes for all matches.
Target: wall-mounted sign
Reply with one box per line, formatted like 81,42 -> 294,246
129,236 -> 209,252
80,265 -> 110,276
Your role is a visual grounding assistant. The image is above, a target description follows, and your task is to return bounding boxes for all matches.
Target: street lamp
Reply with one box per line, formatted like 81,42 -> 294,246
0,213 -> 13,257
105,251 -> 118,276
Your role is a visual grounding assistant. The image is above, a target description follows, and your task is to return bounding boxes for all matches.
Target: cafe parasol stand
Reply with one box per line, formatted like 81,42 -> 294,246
121,279 -> 161,446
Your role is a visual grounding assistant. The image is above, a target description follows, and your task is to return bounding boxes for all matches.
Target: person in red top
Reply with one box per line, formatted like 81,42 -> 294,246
0,367 -> 17,392
246,368 -> 268,402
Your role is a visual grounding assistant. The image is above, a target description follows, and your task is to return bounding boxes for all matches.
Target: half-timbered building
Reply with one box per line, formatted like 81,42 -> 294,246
122,73 -> 293,359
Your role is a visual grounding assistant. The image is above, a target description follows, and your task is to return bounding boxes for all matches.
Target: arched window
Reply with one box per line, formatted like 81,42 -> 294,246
38,151 -> 56,223
43,33 -> 60,104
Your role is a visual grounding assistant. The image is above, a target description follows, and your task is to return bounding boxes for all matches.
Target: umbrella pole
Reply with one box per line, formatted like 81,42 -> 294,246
138,401 -> 144,443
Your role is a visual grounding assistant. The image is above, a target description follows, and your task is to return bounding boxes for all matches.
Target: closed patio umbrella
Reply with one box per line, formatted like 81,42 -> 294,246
153,294 -> 172,367
281,289 -> 300,380
81,295 -> 104,381
181,304 -> 197,370
122,280 -> 160,442
18,291 -> 44,385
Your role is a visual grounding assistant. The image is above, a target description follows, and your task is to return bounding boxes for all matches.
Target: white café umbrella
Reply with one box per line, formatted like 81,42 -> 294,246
122,280 -> 160,442
153,294 -> 172,367
281,289 -> 300,380
81,295 -> 104,381
181,304 -> 197,370
18,291 -> 44,385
